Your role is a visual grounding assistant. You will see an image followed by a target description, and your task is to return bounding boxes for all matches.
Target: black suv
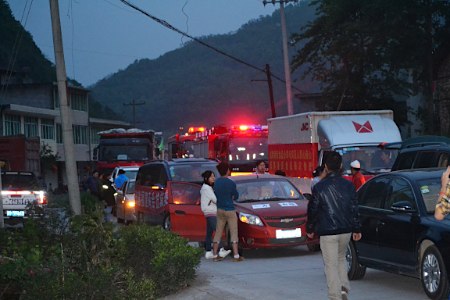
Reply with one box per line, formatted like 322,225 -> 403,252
390,136 -> 450,171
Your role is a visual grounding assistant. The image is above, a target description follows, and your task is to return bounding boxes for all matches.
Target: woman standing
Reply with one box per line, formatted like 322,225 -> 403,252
200,170 -> 231,259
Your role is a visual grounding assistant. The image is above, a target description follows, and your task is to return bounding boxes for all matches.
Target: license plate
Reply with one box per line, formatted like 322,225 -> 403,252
6,210 -> 25,217
276,228 -> 301,239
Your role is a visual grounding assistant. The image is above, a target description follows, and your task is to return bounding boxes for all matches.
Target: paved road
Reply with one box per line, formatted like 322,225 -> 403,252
163,245 -> 429,300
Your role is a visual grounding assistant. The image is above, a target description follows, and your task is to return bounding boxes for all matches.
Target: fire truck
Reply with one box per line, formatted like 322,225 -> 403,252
168,125 -> 268,174
93,128 -> 160,174
167,127 -> 206,159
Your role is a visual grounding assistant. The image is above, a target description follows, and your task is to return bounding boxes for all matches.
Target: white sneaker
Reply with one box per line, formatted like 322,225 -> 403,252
205,251 -> 214,259
219,247 -> 231,258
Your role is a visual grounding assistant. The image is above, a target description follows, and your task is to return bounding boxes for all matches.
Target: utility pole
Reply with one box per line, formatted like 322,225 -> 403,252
263,0 -> 297,115
49,0 -> 81,215
123,99 -> 145,128
265,64 -> 276,118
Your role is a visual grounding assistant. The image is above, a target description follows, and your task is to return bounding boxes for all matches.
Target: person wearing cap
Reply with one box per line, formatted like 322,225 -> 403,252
114,169 -> 128,190
350,160 -> 365,190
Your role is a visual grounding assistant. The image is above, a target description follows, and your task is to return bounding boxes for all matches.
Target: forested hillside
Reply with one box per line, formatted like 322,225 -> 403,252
90,2 -> 316,135
0,0 -> 119,119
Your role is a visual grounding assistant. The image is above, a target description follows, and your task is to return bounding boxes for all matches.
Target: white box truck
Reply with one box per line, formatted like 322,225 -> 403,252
268,110 -> 402,179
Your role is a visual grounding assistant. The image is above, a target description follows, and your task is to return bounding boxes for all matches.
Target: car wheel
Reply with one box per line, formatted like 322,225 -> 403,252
421,245 -> 450,300
163,215 -> 171,231
346,241 -> 366,280
307,243 -> 321,252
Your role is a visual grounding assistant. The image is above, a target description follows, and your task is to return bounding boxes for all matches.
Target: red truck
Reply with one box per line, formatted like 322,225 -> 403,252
93,128 -> 159,174
168,125 -> 268,175
0,135 -> 41,175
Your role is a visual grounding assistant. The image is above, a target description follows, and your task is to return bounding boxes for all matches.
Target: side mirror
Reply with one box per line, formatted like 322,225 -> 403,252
391,201 -> 416,213
303,193 -> 313,201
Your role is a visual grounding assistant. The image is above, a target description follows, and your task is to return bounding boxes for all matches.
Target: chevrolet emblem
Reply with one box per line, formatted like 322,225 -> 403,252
280,218 -> 293,223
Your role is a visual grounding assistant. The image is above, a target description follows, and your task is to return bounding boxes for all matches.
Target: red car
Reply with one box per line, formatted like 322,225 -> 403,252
159,171 -> 319,250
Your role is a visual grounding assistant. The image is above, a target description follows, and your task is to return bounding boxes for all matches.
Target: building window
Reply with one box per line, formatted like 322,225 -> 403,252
73,125 -> 88,144
41,119 -> 55,140
4,114 -> 21,136
70,93 -> 87,111
56,123 -> 62,143
24,116 -> 38,137
90,127 -> 100,145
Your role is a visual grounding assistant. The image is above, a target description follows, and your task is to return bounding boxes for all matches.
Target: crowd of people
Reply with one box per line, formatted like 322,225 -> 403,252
82,168 -> 129,222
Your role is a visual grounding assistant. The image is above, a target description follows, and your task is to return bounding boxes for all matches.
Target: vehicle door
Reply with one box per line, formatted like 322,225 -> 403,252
356,176 -> 390,262
169,182 -> 205,241
115,180 -> 127,218
376,176 -> 418,269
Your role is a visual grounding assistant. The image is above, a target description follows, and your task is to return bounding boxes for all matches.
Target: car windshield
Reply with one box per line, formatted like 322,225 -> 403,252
417,178 -> 441,214
335,147 -> 398,175
169,163 -> 219,183
2,173 -> 40,190
235,179 -> 303,202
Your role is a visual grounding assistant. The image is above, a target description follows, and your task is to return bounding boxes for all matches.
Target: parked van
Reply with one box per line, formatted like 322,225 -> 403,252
134,158 -> 219,241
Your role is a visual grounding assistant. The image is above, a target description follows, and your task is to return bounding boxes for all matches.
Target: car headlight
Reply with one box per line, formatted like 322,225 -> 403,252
239,212 -> 263,226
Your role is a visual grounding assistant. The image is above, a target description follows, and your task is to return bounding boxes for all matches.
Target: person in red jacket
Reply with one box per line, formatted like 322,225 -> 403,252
350,160 -> 366,190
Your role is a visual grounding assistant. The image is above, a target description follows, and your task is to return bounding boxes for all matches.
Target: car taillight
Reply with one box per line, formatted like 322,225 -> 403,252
33,191 -> 47,205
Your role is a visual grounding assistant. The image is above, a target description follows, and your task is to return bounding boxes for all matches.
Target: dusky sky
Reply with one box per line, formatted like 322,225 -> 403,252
7,0 -> 277,87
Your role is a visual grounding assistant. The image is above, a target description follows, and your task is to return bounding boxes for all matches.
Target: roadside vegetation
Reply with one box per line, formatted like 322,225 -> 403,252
0,193 -> 202,299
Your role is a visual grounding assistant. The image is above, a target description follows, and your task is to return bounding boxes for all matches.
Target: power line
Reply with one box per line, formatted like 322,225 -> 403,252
117,0 -> 304,94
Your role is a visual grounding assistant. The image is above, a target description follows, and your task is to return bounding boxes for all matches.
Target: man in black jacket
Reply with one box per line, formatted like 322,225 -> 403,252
306,152 -> 362,300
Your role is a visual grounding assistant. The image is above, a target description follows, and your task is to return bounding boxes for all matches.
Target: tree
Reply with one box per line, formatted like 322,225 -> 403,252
291,0 -> 450,133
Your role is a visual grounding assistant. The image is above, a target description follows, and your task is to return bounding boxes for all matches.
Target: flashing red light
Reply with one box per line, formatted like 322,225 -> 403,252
239,125 -> 249,131
188,126 -> 206,134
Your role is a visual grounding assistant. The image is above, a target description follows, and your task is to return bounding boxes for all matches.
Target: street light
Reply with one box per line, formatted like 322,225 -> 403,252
263,0 -> 298,116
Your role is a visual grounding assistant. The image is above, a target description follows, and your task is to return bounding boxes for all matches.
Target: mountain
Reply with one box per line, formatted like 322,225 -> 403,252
0,0 -> 119,119
90,2 -> 317,136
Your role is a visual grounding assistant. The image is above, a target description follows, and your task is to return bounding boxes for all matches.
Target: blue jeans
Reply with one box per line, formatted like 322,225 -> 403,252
205,216 -> 217,251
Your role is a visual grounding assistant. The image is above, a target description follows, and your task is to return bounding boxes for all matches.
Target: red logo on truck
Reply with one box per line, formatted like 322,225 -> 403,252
352,121 -> 373,133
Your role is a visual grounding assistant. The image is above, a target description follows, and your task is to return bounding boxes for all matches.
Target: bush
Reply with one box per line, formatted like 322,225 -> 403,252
116,225 -> 202,297
0,197 -> 201,299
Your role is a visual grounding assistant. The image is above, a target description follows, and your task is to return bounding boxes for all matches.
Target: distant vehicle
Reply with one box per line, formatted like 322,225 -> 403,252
110,166 -> 139,187
115,179 -> 136,224
1,171 -> 47,220
134,158 -> 220,234
268,110 -> 402,179
93,128 -> 160,175
347,168 -> 450,300
390,136 -> 450,171
168,125 -> 269,175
